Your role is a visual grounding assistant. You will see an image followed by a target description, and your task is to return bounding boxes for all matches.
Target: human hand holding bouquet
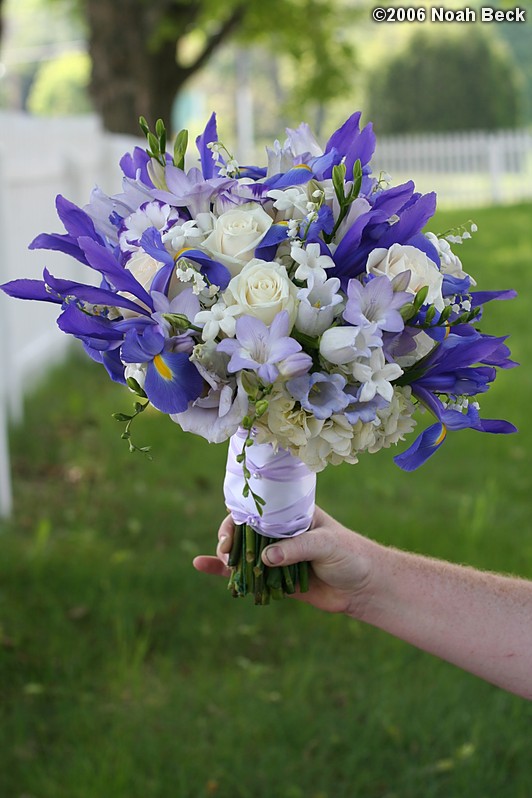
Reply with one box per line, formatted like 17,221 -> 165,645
1,112 -> 517,603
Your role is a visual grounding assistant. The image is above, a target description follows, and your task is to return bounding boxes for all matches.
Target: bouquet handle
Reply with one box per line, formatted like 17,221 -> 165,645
223,429 -> 316,603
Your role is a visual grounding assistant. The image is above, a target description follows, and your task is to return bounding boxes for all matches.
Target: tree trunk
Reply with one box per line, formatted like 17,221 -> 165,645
84,0 -> 243,135
85,0 -> 193,134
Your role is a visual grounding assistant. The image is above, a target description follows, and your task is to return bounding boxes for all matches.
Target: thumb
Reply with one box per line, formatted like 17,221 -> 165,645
262,530 -> 329,567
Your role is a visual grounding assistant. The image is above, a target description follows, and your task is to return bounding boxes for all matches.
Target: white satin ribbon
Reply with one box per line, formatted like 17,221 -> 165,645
223,429 -> 316,538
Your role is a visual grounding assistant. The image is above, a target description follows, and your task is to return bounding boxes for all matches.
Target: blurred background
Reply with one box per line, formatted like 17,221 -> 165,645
0,1 -> 531,796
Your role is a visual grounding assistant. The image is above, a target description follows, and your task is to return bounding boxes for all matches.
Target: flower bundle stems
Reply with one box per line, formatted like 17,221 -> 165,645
228,524 -> 310,604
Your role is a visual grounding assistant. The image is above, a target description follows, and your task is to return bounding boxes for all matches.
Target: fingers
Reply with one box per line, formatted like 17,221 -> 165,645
193,555 -> 231,578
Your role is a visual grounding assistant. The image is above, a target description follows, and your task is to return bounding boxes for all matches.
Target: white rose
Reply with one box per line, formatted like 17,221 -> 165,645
223,258 -> 298,327
117,250 -> 160,316
125,250 -> 159,291
366,243 -> 444,311
202,203 -> 273,276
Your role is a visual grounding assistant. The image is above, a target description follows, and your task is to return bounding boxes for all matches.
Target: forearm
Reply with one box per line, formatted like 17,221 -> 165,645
353,543 -> 532,699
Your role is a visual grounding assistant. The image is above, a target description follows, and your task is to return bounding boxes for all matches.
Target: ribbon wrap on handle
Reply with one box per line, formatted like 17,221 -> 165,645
223,429 -> 316,539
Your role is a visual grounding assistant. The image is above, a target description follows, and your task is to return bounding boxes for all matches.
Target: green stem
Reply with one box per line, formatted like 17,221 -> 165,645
228,524 -> 244,567
298,561 -> 310,593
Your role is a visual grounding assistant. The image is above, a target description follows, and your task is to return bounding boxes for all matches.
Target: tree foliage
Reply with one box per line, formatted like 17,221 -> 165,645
80,0 -> 357,134
367,27 -> 523,134
27,51 -> 92,116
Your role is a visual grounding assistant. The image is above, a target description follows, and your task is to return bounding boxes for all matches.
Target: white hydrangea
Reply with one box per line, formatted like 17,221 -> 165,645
368,386 -> 417,453
254,385 -> 319,450
349,419 -> 378,459
296,413 -> 357,471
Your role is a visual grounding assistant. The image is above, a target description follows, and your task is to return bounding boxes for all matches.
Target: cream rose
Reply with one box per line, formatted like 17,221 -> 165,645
223,258 -> 298,327
202,203 -> 273,277
366,243 -> 444,311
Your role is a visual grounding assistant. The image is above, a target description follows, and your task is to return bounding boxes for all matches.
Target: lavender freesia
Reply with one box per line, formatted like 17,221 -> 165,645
217,311 -> 312,384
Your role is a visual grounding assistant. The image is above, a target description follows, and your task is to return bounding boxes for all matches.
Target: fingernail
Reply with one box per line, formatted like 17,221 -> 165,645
264,546 -> 283,565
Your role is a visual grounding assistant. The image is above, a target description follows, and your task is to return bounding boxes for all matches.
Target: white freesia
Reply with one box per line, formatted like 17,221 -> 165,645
194,300 -> 239,341
267,187 -> 308,220
319,324 -> 381,365
296,276 -> 343,336
171,344 -> 248,444
162,219 -> 206,253
396,330 -> 436,369
366,243 -> 445,311
223,258 -> 298,327
120,202 -> 179,252
333,197 -> 372,243
351,349 -> 404,403
285,123 -> 323,158
201,203 -> 273,276
291,242 -> 335,283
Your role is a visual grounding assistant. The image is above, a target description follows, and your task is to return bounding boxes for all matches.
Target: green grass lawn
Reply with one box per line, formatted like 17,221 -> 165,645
1,203 -> 531,798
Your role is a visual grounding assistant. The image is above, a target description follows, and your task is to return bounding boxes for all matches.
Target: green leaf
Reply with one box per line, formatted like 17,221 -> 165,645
126,377 -> 147,398
400,303 -> 417,322
425,305 -> 436,325
147,131 -> 159,157
332,163 -> 347,204
138,116 -> 150,136
255,400 -> 269,417
173,129 -> 189,170
349,159 -> 363,200
413,285 -> 429,310
155,118 -> 166,153
113,412 -> 132,422
439,305 -> 453,324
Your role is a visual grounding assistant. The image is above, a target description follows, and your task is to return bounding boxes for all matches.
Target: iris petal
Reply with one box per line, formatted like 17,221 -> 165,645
144,352 -> 204,413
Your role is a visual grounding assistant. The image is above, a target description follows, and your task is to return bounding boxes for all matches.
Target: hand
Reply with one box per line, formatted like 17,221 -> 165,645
193,505 -> 378,616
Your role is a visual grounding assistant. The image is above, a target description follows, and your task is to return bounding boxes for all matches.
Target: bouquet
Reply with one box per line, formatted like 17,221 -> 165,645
2,112 -> 517,603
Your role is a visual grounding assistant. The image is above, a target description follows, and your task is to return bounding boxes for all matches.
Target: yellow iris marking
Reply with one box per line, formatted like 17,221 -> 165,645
444,322 -> 451,339
154,354 -> 172,381
435,425 -> 447,445
175,246 -> 193,259
294,164 -> 312,171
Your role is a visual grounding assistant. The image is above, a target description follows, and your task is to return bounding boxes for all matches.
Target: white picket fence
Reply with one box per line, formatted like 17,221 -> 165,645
373,129 -> 532,207
0,112 -> 142,518
1,115 -> 532,517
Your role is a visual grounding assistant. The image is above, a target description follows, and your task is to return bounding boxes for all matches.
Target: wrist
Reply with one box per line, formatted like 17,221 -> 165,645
343,535 -> 397,623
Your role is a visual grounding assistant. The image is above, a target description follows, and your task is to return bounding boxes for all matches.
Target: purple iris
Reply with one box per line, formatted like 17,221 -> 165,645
330,185 -> 438,288
393,330 -> 518,470
286,372 -> 350,420
119,288 -> 204,414
343,275 -> 409,333
217,311 -> 312,384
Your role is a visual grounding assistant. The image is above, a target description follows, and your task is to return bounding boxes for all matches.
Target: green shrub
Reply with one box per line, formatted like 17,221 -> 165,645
367,27 -> 523,134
